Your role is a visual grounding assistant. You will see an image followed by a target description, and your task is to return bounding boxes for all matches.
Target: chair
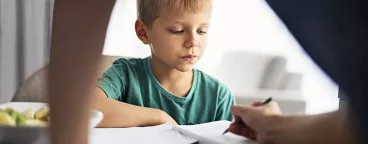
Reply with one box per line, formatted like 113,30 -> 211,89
11,55 -> 123,102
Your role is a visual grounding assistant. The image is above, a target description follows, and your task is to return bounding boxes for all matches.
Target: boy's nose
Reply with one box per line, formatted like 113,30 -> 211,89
184,35 -> 199,48
184,41 -> 198,48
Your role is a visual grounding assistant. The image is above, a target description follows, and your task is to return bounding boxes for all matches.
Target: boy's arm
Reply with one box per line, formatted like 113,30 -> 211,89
92,64 -> 177,127
91,87 -> 178,127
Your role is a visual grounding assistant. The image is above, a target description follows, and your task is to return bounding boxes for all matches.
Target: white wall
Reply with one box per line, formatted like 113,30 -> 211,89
103,0 -> 339,114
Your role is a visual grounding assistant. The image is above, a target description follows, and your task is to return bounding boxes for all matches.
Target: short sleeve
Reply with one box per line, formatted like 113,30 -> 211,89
215,86 -> 235,121
97,62 -> 126,101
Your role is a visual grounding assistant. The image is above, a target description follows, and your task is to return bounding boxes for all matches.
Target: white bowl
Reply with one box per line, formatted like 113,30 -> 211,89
0,102 -> 103,143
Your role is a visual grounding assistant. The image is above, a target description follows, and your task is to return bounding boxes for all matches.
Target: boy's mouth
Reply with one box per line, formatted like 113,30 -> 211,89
181,55 -> 197,61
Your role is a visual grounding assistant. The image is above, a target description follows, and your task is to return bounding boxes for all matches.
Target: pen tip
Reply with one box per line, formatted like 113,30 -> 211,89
222,130 -> 229,135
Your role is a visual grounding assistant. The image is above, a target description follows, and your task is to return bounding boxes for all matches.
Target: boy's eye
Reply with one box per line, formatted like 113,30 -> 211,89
169,30 -> 184,34
198,30 -> 207,35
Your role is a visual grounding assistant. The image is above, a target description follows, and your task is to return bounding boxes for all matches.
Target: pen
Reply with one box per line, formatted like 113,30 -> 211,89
222,97 -> 273,135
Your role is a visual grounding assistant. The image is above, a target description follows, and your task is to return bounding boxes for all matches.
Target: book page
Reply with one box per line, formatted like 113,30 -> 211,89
90,124 -> 198,144
173,121 -> 258,144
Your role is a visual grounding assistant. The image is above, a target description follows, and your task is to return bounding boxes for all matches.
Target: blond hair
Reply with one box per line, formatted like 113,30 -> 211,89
137,0 -> 211,27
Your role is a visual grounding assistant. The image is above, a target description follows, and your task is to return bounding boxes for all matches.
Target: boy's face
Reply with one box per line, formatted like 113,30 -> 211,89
136,6 -> 212,72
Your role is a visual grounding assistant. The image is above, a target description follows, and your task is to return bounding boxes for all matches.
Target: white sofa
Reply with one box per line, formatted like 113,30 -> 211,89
214,51 -> 306,114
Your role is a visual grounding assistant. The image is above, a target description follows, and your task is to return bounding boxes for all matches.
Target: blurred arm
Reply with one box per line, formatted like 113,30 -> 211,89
48,1 -> 115,144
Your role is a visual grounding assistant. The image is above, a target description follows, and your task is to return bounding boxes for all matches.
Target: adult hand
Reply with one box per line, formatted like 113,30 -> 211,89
228,101 -> 283,143
229,101 -> 354,144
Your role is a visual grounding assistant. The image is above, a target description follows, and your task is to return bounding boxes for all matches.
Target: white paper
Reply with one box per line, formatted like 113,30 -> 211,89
89,121 -> 258,144
173,121 -> 257,144
90,124 -> 197,144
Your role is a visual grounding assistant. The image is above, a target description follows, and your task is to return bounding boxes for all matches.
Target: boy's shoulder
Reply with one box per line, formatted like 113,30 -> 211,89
104,57 -> 149,76
194,69 -> 230,91
111,57 -> 146,65
109,57 -> 148,69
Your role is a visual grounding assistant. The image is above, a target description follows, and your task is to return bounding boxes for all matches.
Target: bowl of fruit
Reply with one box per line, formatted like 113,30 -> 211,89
0,102 -> 103,144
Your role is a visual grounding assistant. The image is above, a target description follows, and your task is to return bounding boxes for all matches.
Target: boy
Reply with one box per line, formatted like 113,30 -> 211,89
92,0 -> 235,127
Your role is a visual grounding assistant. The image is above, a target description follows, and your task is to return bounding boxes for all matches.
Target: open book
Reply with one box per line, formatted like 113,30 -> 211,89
90,120 -> 257,144
171,120 -> 257,144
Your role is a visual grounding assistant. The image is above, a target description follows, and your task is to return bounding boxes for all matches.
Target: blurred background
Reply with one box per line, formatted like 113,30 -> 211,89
0,0 -> 339,115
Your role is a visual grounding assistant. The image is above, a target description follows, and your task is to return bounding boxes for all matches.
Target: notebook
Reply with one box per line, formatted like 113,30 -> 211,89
90,120 -> 257,144
172,120 -> 257,144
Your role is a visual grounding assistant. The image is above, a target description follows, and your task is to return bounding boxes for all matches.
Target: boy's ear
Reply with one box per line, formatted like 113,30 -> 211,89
135,19 -> 151,44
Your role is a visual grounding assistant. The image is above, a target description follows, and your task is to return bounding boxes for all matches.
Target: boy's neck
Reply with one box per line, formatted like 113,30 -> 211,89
150,56 -> 193,96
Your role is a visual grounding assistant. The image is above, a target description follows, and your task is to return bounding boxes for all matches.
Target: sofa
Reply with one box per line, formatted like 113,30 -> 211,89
214,51 -> 306,114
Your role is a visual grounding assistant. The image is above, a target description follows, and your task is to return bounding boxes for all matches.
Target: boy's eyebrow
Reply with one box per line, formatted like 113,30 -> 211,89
172,21 -> 209,26
172,20 -> 185,24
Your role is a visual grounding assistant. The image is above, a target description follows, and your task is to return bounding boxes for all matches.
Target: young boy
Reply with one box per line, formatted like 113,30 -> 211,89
92,0 -> 235,127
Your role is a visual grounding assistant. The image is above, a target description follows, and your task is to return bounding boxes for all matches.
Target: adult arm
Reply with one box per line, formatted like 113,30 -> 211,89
48,1 -> 115,144
229,102 -> 355,144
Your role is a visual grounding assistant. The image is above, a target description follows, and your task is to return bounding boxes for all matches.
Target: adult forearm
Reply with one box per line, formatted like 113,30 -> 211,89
281,110 -> 355,144
49,1 -> 115,144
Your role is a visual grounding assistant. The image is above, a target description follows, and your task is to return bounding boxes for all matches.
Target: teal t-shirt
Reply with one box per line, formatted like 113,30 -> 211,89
97,57 -> 235,125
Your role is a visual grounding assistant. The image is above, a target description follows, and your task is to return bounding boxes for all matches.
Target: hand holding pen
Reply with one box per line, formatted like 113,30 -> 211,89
224,97 -> 282,141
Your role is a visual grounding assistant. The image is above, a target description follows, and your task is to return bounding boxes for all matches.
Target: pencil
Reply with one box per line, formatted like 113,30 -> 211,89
222,97 -> 273,135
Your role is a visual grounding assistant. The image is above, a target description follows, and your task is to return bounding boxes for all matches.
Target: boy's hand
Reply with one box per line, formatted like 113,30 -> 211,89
156,110 -> 178,126
229,101 -> 283,143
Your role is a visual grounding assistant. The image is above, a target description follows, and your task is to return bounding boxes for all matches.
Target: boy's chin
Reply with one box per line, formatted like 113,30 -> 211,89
174,65 -> 195,72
